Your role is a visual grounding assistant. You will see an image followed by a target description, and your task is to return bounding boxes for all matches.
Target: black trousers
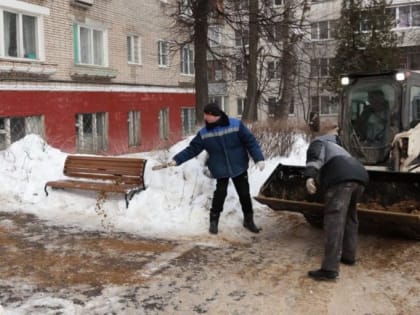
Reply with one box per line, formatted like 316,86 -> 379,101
321,181 -> 364,272
210,172 -> 253,218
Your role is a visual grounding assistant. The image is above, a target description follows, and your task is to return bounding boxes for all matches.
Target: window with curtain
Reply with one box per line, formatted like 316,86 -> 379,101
2,10 -> 39,59
159,108 -> 170,140
158,40 -> 168,66
127,35 -> 141,64
74,24 -> 107,66
181,107 -> 196,136
128,111 -> 141,147
181,45 -> 194,75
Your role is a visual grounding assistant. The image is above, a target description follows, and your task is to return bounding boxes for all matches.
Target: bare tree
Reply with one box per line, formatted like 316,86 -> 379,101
165,0 -> 220,125
220,0 -> 310,121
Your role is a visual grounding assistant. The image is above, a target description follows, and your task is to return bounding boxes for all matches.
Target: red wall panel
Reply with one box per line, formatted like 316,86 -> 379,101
0,90 -> 195,154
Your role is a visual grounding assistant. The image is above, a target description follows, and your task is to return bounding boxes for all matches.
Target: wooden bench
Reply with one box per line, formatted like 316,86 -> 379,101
44,155 -> 147,208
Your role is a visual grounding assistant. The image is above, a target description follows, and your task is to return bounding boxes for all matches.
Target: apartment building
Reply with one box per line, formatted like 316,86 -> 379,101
208,0 -> 420,130
308,0 -> 420,129
0,0 -> 196,154
208,0 -> 302,123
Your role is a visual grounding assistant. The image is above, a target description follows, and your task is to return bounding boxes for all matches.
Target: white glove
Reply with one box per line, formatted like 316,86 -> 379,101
256,161 -> 265,171
168,160 -> 177,167
306,178 -> 317,195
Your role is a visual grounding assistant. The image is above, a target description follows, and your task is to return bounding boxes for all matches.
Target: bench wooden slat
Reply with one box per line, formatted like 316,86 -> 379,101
46,180 -> 143,193
45,155 -> 147,208
62,172 -> 141,184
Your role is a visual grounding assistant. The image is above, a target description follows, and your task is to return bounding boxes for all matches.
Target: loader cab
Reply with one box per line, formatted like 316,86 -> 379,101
339,72 -> 402,165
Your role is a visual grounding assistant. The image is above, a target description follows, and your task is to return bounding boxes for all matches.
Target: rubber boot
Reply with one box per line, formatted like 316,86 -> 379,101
243,214 -> 261,233
209,212 -> 220,234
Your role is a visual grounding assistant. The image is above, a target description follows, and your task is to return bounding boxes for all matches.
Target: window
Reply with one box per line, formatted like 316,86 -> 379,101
389,5 -> 420,28
235,29 -> 249,46
73,24 -> 107,66
311,20 -> 336,40
267,97 -> 293,116
310,58 -> 330,77
127,35 -> 141,64
267,22 -> 283,43
272,0 -> 283,6
208,25 -> 222,47
208,60 -> 224,81
235,62 -> 247,81
312,96 -> 337,115
267,61 -> 280,79
76,113 -> 108,153
158,40 -> 168,66
0,115 -> 44,150
320,96 -> 337,115
128,111 -> 141,147
181,45 -> 194,75
237,98 -> 245,116
0,3 -> 48,60
237,0 -> 250,10
159,108 -> 170,140
181,107 -> 196,136
268,97 -> 277,117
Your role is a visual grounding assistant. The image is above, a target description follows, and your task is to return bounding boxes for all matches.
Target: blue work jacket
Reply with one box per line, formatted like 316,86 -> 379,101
173,116 -> 264,179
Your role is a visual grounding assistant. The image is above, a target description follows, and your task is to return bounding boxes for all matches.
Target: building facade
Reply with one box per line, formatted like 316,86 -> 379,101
0,0 -> 196,154
307,0 -> 420,130
208,0 -> 420,130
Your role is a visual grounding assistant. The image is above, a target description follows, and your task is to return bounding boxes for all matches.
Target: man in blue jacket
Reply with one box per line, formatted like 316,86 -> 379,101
304,128 -> 369,281
170,103 -> 265,234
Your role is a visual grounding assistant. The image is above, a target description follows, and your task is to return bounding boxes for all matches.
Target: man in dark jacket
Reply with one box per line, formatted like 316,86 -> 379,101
304,129 -> 369,281
170,103 -> 265,234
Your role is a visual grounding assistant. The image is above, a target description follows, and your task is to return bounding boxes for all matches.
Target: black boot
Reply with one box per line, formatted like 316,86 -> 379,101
243,215 -> 261,233
209,212 -> 220,234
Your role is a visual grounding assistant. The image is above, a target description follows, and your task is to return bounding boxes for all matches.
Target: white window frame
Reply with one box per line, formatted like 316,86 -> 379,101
159,108 -> 170,140
267,60 -> 280,79
181,44 -> 194,75
128,110 -> 141,147
314,95 -> 337,115
390,5 -> 420,29
76,112 -> 108,153
208,25 -> 222,47
235,29 -> 249,47
127,35 -> 141,65
0,115 -> 44,150
0,1 -> 49,61
181,107 -> 196,136
237,98 -> 245,117
158,40 -> 169,67
73,23 -> 108,67
311,20 -> 335,41
310,58 -> 330,78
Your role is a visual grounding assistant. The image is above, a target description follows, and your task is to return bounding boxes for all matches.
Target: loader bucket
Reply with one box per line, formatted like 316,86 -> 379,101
255,164 -> 420,240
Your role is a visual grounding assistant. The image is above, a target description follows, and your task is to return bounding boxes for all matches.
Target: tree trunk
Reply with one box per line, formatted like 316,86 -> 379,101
243,0 -> 259,122
193,0 -> 210,125
277,2 -> 296,119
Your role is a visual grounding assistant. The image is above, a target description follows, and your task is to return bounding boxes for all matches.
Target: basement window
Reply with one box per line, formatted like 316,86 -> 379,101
0,115 -> 45,150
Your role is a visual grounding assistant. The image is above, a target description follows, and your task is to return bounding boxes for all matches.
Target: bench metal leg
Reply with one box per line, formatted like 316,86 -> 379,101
125,194 -> 129,208
44,184 -> 49,196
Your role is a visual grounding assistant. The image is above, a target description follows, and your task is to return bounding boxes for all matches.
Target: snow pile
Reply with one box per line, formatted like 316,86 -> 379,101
0,134 -> 307,239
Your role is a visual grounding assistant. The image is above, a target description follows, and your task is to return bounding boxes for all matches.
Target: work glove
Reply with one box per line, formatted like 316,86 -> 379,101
167,160 -> 177,167
256,161 -> 265,171
306,178 -> 317,195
